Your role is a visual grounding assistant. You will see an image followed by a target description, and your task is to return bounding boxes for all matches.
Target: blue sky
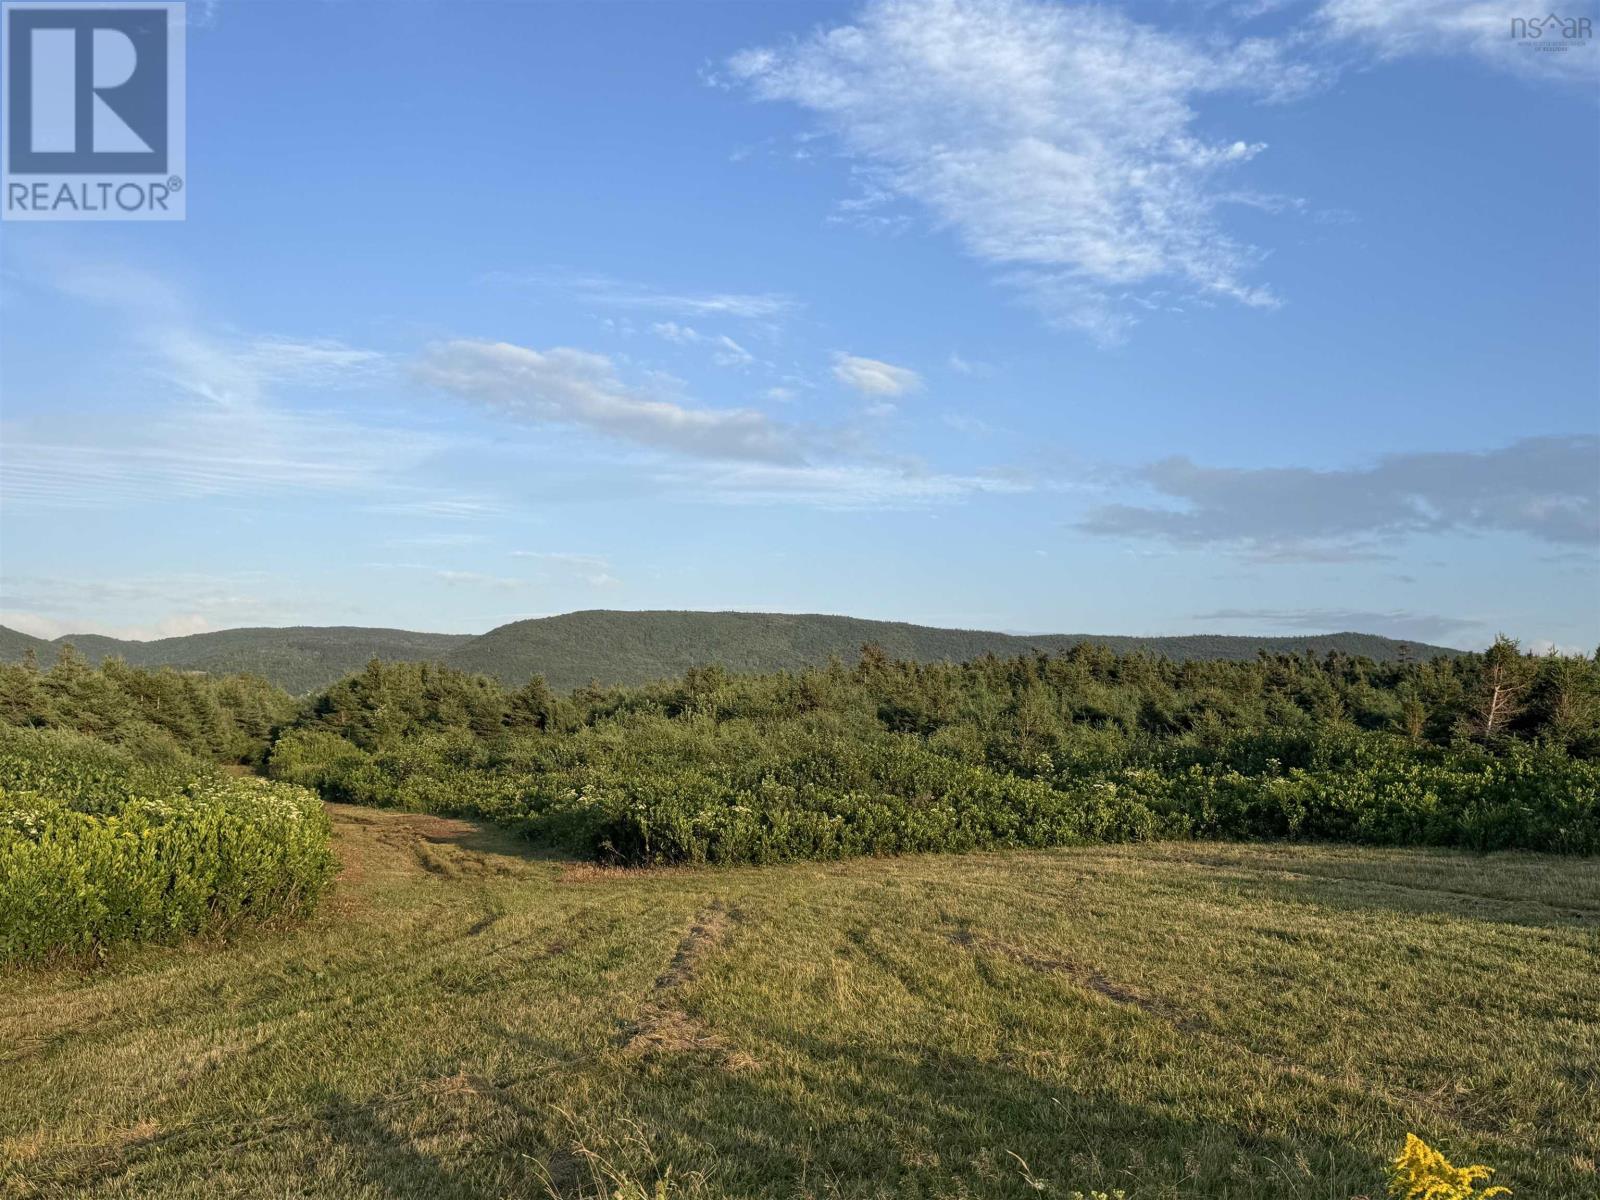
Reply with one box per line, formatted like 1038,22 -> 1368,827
1,0 -> 1596,650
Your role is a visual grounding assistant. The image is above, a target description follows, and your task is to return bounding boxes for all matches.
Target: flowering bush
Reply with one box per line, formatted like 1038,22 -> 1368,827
0,728 -> 336,964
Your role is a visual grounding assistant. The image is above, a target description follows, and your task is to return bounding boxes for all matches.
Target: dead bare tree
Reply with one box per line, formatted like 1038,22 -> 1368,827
1474,635 -> 1526,739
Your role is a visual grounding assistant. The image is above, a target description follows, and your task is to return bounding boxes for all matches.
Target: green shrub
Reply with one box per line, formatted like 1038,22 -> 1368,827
0,729 -> 336,964
260,643 -> 1600,867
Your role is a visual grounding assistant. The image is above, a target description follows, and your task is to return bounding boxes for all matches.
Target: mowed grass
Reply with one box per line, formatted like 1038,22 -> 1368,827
3,807 -> 1597,1199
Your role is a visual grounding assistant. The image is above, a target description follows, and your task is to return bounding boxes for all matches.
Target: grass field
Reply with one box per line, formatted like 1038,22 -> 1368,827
3,806 -> 1596,1199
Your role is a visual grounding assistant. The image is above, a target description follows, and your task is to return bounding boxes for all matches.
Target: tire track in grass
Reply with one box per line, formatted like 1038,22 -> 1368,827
620,901 -> 756,1070
945,923 -> 1479,1132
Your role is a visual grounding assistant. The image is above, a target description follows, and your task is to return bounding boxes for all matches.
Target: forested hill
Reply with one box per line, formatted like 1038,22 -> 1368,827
441,611 -> 1461,688
0,610 -> 1464,693
0,626 -> 471,694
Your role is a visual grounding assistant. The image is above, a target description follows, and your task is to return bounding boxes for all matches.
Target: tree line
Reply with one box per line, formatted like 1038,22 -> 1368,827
3,637 -> 1595,863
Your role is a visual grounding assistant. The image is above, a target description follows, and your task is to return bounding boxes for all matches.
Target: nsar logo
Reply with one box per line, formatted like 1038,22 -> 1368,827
1511,12 -> 1595,47
2,2 -> 186,221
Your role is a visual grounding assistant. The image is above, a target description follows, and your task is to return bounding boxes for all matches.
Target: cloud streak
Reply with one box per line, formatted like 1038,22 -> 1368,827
1,400 -> 442,508
1078,436 -> 1600,559
653,460 -> 1032,510
415,340 -> 807,463
485,270 -> 796,321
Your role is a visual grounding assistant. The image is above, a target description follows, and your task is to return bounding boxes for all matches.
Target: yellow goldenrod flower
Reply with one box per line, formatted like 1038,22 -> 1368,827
1390,1134 -> 1510,1200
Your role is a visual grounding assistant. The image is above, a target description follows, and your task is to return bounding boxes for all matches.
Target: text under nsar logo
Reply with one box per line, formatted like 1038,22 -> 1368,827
2,2 -> 186,220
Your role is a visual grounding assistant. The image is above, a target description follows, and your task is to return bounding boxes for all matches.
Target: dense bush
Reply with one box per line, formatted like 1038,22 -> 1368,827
264,645 -> 1600,864
0,728 -> 336,964
553,734 -> 1596,865
11,639 -> 1596,873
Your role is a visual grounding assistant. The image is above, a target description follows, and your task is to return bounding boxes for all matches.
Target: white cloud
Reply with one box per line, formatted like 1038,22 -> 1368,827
652,321 -> 698,344
711,337 -> 756,368
832,353 -> 922,396
729,0 -> 1320,341
415,340 -> 806,463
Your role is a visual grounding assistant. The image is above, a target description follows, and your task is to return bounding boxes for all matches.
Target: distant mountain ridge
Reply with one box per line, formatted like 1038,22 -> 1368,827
0,609 -> 1464,693
0,625 -> 472,694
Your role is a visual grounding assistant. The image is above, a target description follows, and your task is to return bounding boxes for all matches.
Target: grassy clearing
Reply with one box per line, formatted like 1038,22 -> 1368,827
2,805 -> 1596,1199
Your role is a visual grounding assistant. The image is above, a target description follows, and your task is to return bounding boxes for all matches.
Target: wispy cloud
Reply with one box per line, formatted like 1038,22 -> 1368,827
1,405 -> 442,508
1078,436 -> 1600,559
946,352 -> 994,376
832,353 -> 922,397
728,0 -> 1321,342
650,321 -> 758,367
384,532 -> 490,549
363,495 -> 508,520
415,340 -> 808,464
484,270 -> 797,321
42,259 -> 390,406
431,569 -> 526,591
653,460 -> 1031,509
3,259 -> 443,510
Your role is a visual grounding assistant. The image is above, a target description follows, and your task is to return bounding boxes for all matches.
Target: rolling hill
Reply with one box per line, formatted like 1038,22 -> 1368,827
0,610 -> 1463,693
442,610 -> 1459,689
0,624 -> 54,664
0,626 -> 472,694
